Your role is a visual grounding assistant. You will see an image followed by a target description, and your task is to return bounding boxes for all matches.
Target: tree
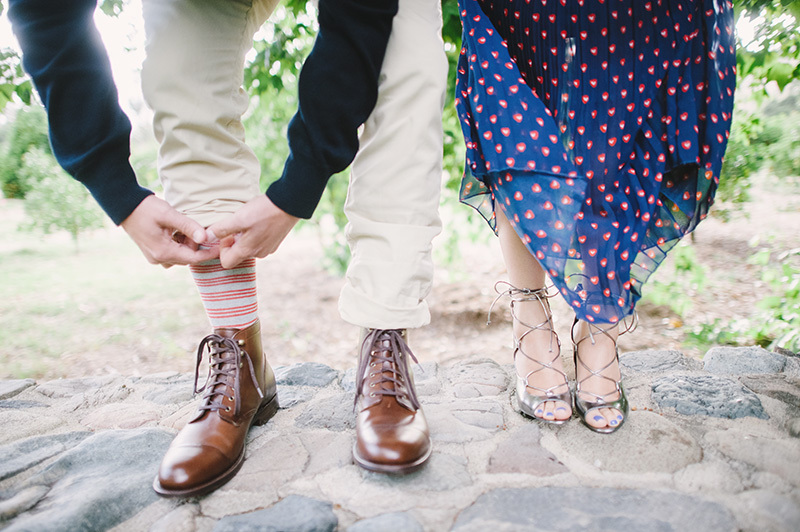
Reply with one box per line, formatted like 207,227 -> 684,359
19,148 -> 105,252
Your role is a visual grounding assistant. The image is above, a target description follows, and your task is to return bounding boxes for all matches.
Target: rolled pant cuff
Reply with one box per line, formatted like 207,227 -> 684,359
338,284 -> 431,330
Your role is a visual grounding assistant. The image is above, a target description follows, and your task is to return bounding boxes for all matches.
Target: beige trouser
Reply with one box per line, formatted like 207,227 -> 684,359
141,0 -> 447,330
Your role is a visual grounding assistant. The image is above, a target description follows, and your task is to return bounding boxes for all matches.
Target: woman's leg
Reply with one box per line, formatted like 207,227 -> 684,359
495,208 -> 571,422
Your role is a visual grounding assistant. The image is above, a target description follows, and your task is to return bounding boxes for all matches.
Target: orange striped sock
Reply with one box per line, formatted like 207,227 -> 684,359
189,257 -> 258,330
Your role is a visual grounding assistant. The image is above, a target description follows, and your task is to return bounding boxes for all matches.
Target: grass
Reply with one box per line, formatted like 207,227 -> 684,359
0,199 -> 207,379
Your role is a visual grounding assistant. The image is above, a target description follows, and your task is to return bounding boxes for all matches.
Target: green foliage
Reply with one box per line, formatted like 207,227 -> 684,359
0,106 -> 52,198
19,148 -> 105,251
747,244 -> 800,352
640,242 -> 708,316
735,0 -> 800,93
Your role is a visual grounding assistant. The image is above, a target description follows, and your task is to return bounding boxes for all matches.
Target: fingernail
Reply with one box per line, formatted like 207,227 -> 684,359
193,230 -> 206,243
206,230 -> 218,242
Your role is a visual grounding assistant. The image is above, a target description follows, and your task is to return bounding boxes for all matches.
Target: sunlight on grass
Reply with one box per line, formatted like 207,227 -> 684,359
0,199 -> 208,379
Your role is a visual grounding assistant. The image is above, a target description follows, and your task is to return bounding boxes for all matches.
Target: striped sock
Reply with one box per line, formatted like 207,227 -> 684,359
189,257 -> 259,330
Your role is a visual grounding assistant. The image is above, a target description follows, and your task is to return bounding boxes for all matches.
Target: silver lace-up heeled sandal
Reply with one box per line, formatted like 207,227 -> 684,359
571,314 -> 637,434
490,282 -> 572,424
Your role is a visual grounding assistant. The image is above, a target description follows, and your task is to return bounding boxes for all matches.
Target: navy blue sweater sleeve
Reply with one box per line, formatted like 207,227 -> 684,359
8,0 -> 152,225
266,0 -> 399,219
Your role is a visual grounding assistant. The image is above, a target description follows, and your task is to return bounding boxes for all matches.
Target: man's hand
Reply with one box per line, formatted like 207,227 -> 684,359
120,195 -> 218,266
207,194 -> 300,269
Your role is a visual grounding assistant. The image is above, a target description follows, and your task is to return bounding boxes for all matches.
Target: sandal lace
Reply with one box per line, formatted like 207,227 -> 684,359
490,281 -> 567,397
355,329 -> 421,410
193,334 -> 263,417
571,314 -> 637,403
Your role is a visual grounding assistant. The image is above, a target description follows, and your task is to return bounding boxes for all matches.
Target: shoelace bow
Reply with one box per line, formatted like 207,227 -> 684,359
193,334 -> 263,417
354,329 -> 421,411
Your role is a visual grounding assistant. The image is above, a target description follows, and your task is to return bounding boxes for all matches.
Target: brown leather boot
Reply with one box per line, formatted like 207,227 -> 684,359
353,329 -> 431,474
153,320 -> 278,497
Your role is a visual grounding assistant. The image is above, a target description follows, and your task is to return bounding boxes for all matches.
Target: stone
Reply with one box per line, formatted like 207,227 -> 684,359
673,461 -> 744,494
704,346 -> 786,375
0,400 -> 47,409
0,379 -> 35,400
140,374 -> 195,405
277,386 -> 316,409
275,363 -> 339,387
295,392 -> 354,432
363,453 -> 473,492
558,411 -> 701,473
80,402 -> 163,430
732,490 -> 800,532
619,349 -> 699,373
0,431 -> 91,482
448,359 -> 509,398
34,376 -> 119,399
426,400 -> 504,443
300,431 -> 353,475
704,430 -> 800,486
3,428 -> 172,532
451,487 -> 737,531
347,512 -> 424,532
0,486 -> 48,522
0,411 -> 70,446
212,495 -> 337,532
487,424 -> 568,476
149,505 -> 201,532
652,374 -> 768,419
787,417 -> 800,438
739,375 -> 800,409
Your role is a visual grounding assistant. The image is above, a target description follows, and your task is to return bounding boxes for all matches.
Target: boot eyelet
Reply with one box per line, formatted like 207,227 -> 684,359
238,339 -> 245,346
369,393 -> 376,397
225,406 -> 232,412
369,383 -> 375,387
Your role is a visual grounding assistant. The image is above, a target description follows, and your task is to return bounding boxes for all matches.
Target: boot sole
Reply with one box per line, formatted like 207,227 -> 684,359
351,443 -> 432,475
152,393 -> 280,498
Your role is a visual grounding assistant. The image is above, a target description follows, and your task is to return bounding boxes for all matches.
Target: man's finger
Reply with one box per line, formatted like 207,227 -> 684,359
165,209 -> 208,245
206,218 -> 241,242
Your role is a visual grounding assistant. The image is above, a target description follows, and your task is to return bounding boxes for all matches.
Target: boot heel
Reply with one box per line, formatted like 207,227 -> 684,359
253,394 -> 279,426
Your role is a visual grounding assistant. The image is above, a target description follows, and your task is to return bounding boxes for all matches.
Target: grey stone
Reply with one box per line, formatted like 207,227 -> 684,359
295,392 -> 354,431
212,495 -> 337,532
34,376 -> 118,398
652,374 -> 768,419
140,374 -> 195,405
363,453 -> 472,491
347,512 -> 423,532
275,363 -> 339,387
0,432 -> 91,482
740,375 -> 800,409
487,424 -> 568,476
448,359 -> 508,398
704,430 -> 800,486
0,400 -> 47,409
620,350 -> 699,373
558,411 -> 701,474
733,490 -> 800,532
0,379 -> 35,400
0,486 -> 48,522
277,386 -> 316,409
149,505 -> 201,532
704,346 -> 786,375
3,428 -> 172,532
300,431 -> 353,475
452,487 -> 737,531
426,400 -> 503,443
787,417 -> 800,438
341,368 -> 356,393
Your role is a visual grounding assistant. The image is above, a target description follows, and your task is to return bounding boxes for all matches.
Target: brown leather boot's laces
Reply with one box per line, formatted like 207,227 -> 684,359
355,329 -> 421,411
193,334 -> 263,417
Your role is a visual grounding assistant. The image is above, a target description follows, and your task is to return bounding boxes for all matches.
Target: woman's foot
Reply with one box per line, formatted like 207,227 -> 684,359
502,284 -> 572,423
572,319 -> 627,432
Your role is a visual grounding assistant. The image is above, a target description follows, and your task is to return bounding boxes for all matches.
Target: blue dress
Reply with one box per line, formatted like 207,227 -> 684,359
456,0 -> 736,324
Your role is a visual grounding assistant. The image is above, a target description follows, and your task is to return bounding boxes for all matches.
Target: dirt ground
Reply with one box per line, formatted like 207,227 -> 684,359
2,175 -> 797,380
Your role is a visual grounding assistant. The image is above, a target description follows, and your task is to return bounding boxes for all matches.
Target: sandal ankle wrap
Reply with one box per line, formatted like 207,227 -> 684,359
490,282 -> 572,425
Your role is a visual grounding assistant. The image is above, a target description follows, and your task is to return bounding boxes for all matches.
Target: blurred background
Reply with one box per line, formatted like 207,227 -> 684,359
0,0 -> 798,380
